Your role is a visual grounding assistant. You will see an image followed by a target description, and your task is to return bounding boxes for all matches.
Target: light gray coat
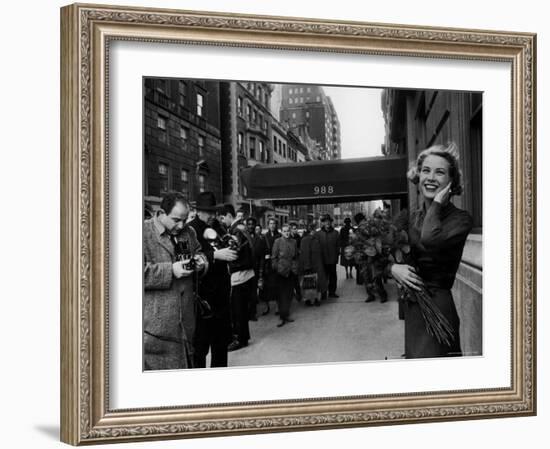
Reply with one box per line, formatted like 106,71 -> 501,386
143,218 -> 202,352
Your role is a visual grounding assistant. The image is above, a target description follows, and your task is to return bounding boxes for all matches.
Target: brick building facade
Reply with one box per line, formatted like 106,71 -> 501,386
144,78 -> 223,210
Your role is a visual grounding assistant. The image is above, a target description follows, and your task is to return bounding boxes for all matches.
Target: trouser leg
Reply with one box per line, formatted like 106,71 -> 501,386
277,274 -> 293,320
326,264 -> 337,294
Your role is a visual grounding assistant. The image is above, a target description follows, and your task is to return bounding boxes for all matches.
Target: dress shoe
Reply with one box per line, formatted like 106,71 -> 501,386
365,295 -> 375,303
314,299 -> 321,307
328,293 -> 339,298
305,300 -> 313,306
276,320 -> 286,327
285,318 -> 295,323
261,305 -> 270,316
228,340 -> 247,351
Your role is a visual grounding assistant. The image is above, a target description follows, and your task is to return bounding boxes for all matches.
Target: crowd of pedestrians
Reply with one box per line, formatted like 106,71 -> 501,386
143,190 -> 389,370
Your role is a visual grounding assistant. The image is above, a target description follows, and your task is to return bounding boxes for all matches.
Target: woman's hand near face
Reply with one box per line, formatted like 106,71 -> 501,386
434,182 -> 452,205
390,264 -> 424,291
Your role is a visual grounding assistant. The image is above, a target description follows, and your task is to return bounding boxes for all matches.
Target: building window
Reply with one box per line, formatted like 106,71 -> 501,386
180,126 -> 188,145
259,141 -> 265,162
292,112 -> 296,119
264,92 -> 268,105
198,174 -> 207,193
196,93 -> 204,116
259,113 -> 263,128
179,81 -> 186,107
273,136 -> 277,153
157,115 -> 167,130
237,96 -> 243,116
283,143 -> 287,158
249,137 -> 256,160
181,169 -> 189,196
306,111 -> 310,118
198,135 -> 205,157
246,104 -> 251,121
278,140 -> 282,155
289,88 -> 293,94
157,115 -> 167,144
316,96 -> 321,102
300,97 -> 304,103
307,87 -> 311,93
158,163 -> 169,192
238,133 -> 244,154
263,119 -> 268,131
289,98 -> 293,105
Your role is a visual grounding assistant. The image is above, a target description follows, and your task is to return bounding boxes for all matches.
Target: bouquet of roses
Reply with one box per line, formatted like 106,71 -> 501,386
351,209 -> 455,346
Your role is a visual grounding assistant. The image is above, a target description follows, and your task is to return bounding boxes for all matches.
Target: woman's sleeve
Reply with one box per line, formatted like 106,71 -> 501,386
420,202 -> 473,250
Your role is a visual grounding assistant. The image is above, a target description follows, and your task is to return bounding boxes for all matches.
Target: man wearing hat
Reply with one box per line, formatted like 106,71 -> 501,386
188,192 -> 238,368
315,214 -> 340,299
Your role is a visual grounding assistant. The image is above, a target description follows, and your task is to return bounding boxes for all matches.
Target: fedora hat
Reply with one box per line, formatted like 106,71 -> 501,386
195,191 -> 219,212
320,214 -> 333,222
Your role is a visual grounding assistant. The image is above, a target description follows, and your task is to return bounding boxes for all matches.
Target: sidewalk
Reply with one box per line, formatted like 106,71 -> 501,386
226,265 -> 404,368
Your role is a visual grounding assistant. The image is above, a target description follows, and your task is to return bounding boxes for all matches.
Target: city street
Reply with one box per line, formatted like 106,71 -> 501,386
226,265 -> 404,368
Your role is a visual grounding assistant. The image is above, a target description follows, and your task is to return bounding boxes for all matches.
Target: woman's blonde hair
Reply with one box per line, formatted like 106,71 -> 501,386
407,142 -> 463,196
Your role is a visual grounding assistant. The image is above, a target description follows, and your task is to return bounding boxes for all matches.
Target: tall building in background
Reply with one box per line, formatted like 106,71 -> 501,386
143,78 -> 222,211
381,88 -> 483,358
279,84 -> 341,161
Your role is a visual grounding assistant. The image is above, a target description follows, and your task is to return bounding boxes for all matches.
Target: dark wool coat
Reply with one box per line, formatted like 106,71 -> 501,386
299,233 -> 328,293
315,227 -> 340,265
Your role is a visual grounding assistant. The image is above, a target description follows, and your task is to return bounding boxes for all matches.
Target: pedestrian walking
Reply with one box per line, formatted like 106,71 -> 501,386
246,217 -> 266,321
289,222 -> 302,302
271,224 -> 299,327
299,224 -> 327,306
261,217 -> 281,315
315,214 -> 340,299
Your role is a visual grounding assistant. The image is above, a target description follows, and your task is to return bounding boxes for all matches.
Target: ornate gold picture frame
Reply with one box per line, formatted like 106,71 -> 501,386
60,3 -> 536,445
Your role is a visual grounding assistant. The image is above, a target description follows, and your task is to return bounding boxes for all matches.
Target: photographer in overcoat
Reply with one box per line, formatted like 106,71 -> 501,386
143,193 -> 207,370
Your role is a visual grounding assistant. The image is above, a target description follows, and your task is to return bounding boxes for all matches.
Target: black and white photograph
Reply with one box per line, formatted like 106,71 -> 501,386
142,78 -> 483,370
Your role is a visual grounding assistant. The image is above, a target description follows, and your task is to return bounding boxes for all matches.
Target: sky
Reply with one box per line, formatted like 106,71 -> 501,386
323,86 -> 385,160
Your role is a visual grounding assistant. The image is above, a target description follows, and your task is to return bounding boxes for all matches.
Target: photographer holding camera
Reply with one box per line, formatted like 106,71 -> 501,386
218,204 -> 256,352
143,193 -> 207,370
188,192 -> 238,368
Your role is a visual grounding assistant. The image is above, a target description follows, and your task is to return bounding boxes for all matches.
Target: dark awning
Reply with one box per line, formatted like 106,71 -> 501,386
240,156 -> 408,205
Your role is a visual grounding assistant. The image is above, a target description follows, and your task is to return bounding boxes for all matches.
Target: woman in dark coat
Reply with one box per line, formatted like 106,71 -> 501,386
299,224 -> 327,306
390,143 -> 473,358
